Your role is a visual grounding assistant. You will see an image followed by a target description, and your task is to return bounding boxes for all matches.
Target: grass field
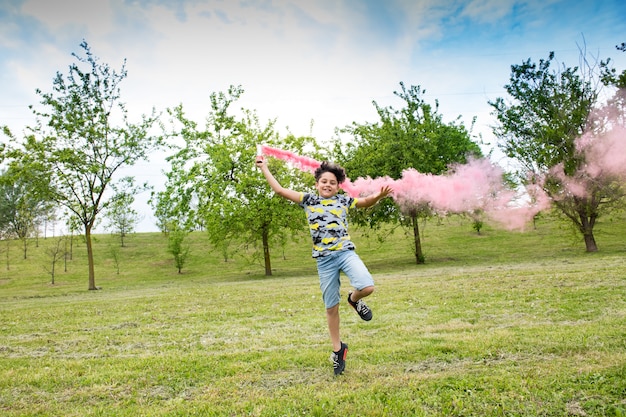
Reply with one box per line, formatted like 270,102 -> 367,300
0,213 -> 625,416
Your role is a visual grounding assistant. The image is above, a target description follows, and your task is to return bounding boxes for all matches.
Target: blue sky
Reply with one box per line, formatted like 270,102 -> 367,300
1,0 -> 625,232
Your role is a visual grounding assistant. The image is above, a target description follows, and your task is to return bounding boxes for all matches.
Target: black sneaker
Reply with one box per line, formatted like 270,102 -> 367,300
330,342 -> 348,375
348,292 -> 373,321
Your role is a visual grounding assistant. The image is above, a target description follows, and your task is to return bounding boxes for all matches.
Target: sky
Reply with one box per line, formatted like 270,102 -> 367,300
1,0 -> 625,233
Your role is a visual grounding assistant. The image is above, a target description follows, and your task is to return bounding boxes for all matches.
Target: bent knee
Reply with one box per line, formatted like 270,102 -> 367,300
361,285 -> 375,296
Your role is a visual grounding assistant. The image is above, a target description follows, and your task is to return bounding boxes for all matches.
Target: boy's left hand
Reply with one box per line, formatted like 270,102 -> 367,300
379,185 -> 392,199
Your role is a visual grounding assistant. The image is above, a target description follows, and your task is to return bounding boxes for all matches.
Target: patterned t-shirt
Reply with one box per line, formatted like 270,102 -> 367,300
299,193 -> 358,258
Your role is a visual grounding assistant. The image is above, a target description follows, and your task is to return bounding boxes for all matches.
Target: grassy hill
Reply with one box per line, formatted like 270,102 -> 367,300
1,213 -> 625,416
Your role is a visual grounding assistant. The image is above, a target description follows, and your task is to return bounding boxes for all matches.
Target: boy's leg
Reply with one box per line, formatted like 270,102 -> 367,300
317,254 -> 342,350
328,304 -> 348,375
339,251 -> 375,320
349,285 -> 375,302
317,254 -> 348,374
340,251 -> 375,293
326,304 -> 341,352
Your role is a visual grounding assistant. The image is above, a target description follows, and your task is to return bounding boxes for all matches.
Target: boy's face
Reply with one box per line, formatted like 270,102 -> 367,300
315,172 -> 339,198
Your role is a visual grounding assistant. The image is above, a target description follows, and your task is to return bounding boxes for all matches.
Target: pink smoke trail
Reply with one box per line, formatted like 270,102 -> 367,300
258,145 -> 541,229
485,182 -> 551,231
260,145 -> 321,174
259,144 -> 370,197
389,159 -> 505,214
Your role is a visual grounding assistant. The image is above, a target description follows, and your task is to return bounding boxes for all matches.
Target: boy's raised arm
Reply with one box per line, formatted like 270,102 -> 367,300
355,186 -> 393,208
256,156 -> 302,203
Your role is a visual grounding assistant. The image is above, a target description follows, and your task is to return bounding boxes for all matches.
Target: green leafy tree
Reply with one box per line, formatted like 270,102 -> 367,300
1,41 -> 160,289
109,243 -> 121,275
334,82 -> 482,263
105,177 -> 146,247
167,227 -> 190,274
156,86 -> 313,275
490,50 -> 625,252
0,168 -> 49,259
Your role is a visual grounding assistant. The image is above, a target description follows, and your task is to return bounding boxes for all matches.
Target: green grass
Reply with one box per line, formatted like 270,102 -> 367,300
1,213 -> 625,416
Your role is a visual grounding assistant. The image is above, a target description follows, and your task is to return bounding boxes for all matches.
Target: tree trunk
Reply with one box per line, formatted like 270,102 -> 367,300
85,224 -> 98,290
583,233 -> 598,252
262,227 -> 272,276
580,214 -> 598,252
6,240 -> 9,271
411,214 -> 425,264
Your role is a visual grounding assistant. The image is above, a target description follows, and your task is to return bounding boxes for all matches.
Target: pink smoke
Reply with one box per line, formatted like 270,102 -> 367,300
576,125 -> 626,179
259,145 -> 541,229
260,145 -> 321,174
260,144 -> 387,197
484,181 -> 551,230
530,120 -> 626,203
542,96 -> 626,200
416,158 -> 505,213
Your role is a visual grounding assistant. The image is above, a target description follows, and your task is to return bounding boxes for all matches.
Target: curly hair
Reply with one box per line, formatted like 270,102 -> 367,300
314,161 -> 346,184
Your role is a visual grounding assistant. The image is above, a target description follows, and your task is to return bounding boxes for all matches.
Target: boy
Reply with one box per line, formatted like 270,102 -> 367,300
256,155 -> 391,375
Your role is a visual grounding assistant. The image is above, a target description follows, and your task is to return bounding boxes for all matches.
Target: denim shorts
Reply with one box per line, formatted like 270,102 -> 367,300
316,249 -> 374,308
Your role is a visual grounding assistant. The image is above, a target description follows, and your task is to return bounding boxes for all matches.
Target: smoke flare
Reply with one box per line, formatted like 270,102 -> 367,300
258,145 -> 545,230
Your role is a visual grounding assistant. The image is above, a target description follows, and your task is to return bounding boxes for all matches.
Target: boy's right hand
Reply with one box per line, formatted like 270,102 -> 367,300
255,156 -> 265,168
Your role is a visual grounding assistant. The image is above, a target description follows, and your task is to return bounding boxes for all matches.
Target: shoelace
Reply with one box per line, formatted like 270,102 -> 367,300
330,353 -> 339,367
356,300 -> 370,314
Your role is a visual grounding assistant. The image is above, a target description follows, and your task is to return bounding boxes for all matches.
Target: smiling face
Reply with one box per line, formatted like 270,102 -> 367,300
315,171 -> 340,198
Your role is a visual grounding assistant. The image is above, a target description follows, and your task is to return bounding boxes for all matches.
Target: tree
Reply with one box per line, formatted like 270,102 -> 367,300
1,41 -> 160,289
44,237 -> 66,285
334,82 -> 483,263
105,177 -> 145,247
167,227 -> 190,274
109,243 -> 121,275
37,203 -> 59,240
156,86 -> 313,276
489,50 -> 625,252
0,168 -> 49,259
65,213 -> 82,262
